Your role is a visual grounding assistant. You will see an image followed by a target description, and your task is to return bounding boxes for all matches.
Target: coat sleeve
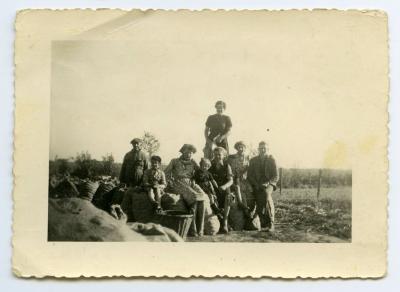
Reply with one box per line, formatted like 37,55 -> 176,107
268,157 -> 279,190
247,158 -> 258,189
225,115 -> 232,132
142,169 -> 150,187
164,159 -> 175,180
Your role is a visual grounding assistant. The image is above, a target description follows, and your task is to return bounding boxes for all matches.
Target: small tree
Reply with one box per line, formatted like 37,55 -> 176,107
102,153 -> 116,177
73,151 -> 93,179
141,131 -> 160,157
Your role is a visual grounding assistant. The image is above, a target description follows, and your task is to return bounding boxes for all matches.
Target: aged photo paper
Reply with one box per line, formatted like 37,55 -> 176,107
13,9 -> 388,278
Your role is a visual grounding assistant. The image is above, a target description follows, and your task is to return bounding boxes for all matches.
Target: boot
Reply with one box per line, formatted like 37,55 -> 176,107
268,223 -> 275,233
220,222 -> 229,234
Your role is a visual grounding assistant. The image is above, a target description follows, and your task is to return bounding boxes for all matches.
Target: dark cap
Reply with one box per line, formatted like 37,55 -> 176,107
179,144 -> 197,154
130,138 -> 142,145
150,155 -> 162,163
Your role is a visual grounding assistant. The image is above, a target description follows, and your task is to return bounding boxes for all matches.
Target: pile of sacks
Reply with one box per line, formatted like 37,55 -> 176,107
48,197 -> 183,242
48,177 -> 183,242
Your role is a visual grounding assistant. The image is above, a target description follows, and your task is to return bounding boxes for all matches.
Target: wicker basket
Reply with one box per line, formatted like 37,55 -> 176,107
154,210 -> 193,240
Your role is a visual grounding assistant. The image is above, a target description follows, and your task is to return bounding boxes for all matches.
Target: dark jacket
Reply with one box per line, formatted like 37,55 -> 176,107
119,150 -> 148,186
247,155 -> 279,191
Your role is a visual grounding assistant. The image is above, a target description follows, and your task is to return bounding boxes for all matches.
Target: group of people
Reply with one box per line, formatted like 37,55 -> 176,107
119,100 -> 279,236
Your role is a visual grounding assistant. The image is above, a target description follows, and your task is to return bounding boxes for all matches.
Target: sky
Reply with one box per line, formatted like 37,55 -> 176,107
49,11 -> 381,169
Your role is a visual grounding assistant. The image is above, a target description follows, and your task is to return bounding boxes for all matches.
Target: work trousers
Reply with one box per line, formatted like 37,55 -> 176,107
253,185 -> 275,228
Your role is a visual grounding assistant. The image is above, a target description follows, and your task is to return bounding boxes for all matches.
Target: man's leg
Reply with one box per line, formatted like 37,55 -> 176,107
189,203 -> 198,236
254,188 -> 267,227
196,201 -> 205,236
264,185 -> 275,231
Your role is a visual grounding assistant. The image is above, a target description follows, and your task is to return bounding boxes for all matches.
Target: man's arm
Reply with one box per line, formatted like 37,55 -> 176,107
268,157 -> 279,189
218,116 -> 232,141
247,158 -> 258,190
220,165 -> 233,190
164,159 -> 175,181
204,116 -> 212,143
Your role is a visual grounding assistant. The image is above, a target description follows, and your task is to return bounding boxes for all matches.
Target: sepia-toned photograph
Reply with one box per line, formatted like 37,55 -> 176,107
13,9 -> 388,278
48,13 -> 352,243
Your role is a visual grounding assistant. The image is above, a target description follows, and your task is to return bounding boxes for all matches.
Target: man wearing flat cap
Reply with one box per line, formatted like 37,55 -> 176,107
119,138 -> 149,187
247,141 -> 279,232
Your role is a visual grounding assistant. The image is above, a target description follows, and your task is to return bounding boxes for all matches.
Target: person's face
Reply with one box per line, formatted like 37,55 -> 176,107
151,160 -> 160,169
182,150 -> 192,160
258,145 -> 268,156
132,142 -> 141,151
215,104 -> 225,115
236,145 -> 245,155
214,151 -> 223,162
200,162 -> 210,171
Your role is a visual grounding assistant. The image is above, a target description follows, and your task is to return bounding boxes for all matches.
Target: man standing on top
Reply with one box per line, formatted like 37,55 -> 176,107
247,141 -> 279,232
203,100 -> 232,159
119,138 -> 149,187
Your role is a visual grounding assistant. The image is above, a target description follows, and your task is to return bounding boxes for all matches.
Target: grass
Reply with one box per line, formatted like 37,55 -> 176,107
187,187 -> 352,243
274,187 -> 351,240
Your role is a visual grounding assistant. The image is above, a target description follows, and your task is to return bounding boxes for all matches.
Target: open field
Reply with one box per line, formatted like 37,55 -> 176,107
187,187 -> 351,243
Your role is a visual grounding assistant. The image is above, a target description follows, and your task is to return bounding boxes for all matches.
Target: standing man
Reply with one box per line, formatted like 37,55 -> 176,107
203,100 -> 232,159
247,141 -> 279,232
119,138 -> 149,187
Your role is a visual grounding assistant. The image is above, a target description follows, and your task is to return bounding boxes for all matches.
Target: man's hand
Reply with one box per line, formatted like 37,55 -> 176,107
213,135 -> 222,144
261,183 -> 270,189
218,185 -> 226,192
206,138 -> 214,146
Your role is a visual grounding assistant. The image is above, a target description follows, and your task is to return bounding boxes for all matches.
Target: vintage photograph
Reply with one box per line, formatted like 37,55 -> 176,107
48,15 -> 352,243
13,9 -> 388,278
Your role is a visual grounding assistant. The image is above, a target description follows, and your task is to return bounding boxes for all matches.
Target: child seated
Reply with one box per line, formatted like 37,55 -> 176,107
142,155 -> 167,212
193,158 -> 222,219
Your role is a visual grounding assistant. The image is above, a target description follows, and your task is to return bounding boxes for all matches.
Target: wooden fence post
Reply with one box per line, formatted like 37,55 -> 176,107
317,169 -> 322,201
279,167 -> 283,195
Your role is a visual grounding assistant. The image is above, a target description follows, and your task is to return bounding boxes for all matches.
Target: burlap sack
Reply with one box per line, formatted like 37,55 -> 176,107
78,180 -> 100,201
161,193 -> 188,213
228,200 -> 246,231
128,222 -> 183,242
203,196 -> 220,235
48,198 -> 147,242
122,187 -> 154,223
204,215 -> 220,236
92,182 -> 115,206
244,214 -> 261,231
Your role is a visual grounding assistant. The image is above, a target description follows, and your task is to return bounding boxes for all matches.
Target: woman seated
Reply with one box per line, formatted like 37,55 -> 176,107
209,147 -> 234,234
164,144 -> 206,237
